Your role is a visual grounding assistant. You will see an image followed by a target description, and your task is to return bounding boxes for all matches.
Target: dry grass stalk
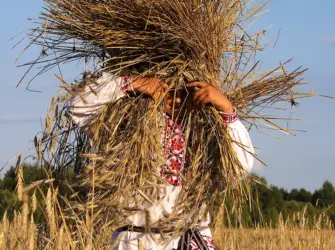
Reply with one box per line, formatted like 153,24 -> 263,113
15,154 -> 23,201
22,194 -> 29,237
31,191 -> 37,213
9,0 -> 323,247
46,187 -> 57,236
28,214 -> 36,250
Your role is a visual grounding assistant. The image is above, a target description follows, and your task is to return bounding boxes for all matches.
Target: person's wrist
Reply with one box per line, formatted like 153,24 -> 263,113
133,77 -> 158,100
216,102 -> 234,114
131,78 -> 145,93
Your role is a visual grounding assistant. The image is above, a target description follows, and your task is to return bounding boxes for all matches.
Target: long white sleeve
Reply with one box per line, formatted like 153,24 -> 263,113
67,73 -> 126,128
227,120 -> 254,173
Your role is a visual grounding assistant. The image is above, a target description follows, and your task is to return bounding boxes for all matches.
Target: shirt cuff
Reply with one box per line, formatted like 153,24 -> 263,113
218,107 -> 238,124
121,76 -> 136,96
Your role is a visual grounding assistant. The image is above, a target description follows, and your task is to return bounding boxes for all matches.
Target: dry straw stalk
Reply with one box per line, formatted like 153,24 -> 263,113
9,0 -> 319,247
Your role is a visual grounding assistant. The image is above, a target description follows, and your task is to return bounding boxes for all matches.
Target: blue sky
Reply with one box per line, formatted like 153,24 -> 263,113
1,0 -> 334,191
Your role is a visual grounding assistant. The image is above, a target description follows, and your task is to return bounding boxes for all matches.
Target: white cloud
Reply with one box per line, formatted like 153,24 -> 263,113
252,158 -> 265,174
251,147 -> 265,174
0,115 -> 40,124
320,36 -> 335,45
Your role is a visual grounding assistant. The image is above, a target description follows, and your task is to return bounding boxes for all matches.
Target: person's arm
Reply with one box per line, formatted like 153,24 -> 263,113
226,119 -> 254,173
186,81 -> 254,172
66,73 -> 126,129
67,74 -> 169,129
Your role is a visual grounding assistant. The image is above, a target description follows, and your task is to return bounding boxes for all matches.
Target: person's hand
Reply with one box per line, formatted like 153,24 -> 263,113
132,77 -> 169,103
186,82 -> 234,113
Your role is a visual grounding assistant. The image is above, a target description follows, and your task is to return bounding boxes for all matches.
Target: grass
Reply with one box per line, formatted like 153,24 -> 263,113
0,181 -> 334,249
2,207 -> 335,250
214,228 -> 335,250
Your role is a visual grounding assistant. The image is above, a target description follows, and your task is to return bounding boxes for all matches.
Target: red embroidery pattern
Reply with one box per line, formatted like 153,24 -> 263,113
172,235 -> 216,250
161,117 -> 217,249
219,107 -> 238,124
161,114 -> 185,186
190,235 -> 216,249
121,76 -> 136,95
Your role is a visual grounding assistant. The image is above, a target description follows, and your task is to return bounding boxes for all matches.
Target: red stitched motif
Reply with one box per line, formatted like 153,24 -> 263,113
161,114 -> 186,186
189,235 -> 216,249
219,107 -> 238,124
121,76 -> 136,95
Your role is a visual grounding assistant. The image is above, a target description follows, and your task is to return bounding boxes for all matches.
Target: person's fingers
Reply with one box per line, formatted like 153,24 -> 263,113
155,83 -> 169,99
199,96 -> 211,108
186,81 -> 207,89
194,92 -> 208,106
155,81 -> 166,92
193,89 -> 207,104
192,88 -> 206,102
161,85 -> 170,100
160,83 -> 169,92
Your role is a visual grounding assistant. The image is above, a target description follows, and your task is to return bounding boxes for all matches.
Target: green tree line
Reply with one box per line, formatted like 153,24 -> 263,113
0,163 -> 75,222
1,164 -> 334,228
236,174 -> 335,228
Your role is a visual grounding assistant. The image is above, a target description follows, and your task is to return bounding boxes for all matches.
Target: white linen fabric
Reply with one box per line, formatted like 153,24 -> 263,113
66,73 -> 254,249
110,228 -> 215,250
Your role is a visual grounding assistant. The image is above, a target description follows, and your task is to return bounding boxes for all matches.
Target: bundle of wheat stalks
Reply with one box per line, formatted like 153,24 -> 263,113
15,0 -> 312,245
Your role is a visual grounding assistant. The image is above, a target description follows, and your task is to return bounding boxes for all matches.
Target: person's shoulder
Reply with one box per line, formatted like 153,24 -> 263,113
98,72 -> 116,82
95,72 -> 122,89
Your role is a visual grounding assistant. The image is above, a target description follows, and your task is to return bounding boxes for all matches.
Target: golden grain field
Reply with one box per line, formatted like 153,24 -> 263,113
1,194 -> 335,250
1,171 -> 334,249
214,228 -> 335,250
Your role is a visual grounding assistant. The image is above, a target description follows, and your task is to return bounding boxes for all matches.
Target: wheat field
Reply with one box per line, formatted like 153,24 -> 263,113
1,186 -> 334,250
2,215 -> 335,249
213,228 -> 335,250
